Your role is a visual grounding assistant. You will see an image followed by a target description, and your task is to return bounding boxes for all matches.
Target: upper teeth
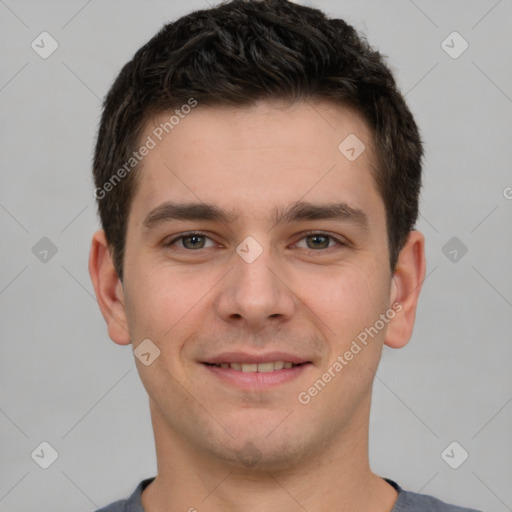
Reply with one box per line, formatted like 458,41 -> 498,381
215,361 -> 296,372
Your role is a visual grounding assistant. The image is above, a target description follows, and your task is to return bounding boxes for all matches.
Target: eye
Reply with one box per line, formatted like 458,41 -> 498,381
293,232 -> 345,252
163,231 -> 346,253
164,232 -> 216,250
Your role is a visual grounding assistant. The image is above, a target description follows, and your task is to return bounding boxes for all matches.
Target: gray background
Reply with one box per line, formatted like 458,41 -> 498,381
1,0 -> 511,511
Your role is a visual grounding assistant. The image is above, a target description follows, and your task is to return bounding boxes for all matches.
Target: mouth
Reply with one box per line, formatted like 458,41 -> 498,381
204,361 -> 304,372
201,353 -> 312,389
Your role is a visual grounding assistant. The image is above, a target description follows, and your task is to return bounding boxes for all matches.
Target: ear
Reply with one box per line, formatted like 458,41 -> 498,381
384,230 -> 426,349
88,230 -> 131,345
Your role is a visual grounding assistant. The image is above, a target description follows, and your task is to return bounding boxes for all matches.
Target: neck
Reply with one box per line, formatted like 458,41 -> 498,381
141,399 -> 398,512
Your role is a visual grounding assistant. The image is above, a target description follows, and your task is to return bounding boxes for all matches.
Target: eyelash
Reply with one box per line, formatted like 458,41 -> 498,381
163,231 -> 347,254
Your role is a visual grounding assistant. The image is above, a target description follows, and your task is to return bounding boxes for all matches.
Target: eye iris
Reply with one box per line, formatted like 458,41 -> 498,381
183,235 -> 205,249
307,235 -> 329,249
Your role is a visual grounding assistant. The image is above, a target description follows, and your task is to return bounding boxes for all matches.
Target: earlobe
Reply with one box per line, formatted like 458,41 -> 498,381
384,230 -> 426,349
88,230 -> 131,346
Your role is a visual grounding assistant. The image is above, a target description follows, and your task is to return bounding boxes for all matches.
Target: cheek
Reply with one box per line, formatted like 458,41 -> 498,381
298,263 -> 389,345
123,271 -> 176,345
124,266 -> 223,358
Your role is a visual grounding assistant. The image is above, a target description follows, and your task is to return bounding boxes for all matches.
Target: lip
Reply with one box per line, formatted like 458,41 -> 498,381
202,363 -> 312,389
203,351 -> 310,365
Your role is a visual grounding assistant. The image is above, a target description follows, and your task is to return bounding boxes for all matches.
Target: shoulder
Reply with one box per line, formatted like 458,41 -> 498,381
94,502 -> 126,512
395,490 -> 482,512
387,479 -> 482,512
93,477 -> 155,512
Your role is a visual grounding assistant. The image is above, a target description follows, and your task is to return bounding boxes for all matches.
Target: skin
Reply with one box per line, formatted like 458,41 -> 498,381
89,99 -> 425,512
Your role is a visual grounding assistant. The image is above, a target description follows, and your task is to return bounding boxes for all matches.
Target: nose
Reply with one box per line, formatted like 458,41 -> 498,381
213,239 -> 297,330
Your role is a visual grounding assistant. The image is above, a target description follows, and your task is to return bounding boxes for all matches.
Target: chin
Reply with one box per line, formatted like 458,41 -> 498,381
213,439 -> 309,473
204,420 -> 314,473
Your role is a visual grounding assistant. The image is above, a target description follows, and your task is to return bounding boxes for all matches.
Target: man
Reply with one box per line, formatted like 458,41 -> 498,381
88,1 -> 480,510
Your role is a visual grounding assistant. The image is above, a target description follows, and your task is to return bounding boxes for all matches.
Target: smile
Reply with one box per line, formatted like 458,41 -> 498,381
202,360 -> 312,390
207,361 -> 301,372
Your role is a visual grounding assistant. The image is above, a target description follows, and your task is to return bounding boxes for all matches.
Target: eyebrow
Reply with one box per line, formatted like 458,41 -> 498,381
142,200 -> 369,231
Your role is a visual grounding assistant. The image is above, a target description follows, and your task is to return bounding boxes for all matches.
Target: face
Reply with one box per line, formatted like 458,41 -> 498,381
112,100 -> 403,470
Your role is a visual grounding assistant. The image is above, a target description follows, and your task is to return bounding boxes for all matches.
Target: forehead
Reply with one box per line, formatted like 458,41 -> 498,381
129,100 -> 383,228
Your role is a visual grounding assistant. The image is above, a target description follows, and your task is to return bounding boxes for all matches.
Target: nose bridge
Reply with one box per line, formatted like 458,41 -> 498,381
215,233 -> 295,324
234,234 -> 281,302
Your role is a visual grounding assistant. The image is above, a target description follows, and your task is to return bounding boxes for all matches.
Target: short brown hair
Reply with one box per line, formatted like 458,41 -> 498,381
93,0 -> 423,280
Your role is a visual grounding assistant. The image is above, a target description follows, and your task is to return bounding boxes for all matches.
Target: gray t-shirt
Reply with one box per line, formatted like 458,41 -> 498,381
95,477 -> 482,511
